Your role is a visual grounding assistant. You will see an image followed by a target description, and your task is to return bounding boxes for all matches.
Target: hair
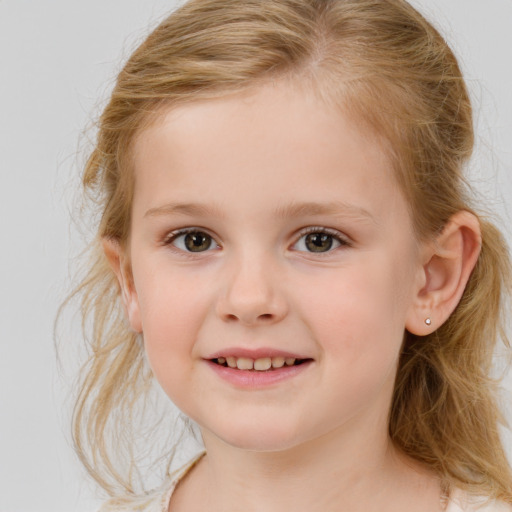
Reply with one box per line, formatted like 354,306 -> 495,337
70,0 -> 512,501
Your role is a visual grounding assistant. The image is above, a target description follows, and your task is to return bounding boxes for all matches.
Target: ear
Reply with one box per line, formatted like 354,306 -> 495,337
102,238 -> 143,333
406,211 -> 481,335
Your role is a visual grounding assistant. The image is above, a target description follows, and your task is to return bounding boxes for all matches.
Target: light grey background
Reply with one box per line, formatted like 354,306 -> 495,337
1,1 -> 511,511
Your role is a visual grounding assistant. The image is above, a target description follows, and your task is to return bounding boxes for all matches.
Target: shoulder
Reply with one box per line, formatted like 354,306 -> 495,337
446,489 -> 512,512
96,452 -> 206,512
96,481 -> 174,512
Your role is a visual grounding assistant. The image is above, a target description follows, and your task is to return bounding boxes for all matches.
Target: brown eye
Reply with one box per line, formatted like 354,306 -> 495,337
184,232 -> 213,252
170,230 -> 216,252
292,229 -> 345,254
304,233 -> 334,252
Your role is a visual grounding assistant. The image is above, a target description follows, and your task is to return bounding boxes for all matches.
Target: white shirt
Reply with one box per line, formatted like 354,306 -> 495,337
98,453 -> 512,512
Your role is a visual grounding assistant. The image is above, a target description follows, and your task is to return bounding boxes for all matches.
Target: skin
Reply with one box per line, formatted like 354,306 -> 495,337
105,81 -> 481,512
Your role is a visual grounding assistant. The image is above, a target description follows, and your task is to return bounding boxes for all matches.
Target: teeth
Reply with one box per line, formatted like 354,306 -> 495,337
236,357 -> 253,370
216,356 -> 302,371
271,356 -> 285,368
254,357 -> 272,371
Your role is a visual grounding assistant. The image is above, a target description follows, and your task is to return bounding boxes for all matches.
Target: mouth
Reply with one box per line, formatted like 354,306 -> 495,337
211,356 -> 312,371
205,350 -> 314,387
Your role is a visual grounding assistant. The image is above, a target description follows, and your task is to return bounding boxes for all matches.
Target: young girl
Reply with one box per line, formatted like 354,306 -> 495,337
72,0 -> 512,510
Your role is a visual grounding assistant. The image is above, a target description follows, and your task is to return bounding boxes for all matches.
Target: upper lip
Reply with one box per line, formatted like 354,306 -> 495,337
205,347 -> 312,360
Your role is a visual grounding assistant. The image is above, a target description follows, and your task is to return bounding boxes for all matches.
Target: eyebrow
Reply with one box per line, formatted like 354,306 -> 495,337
144,200 -> 376,223
273,201 -> 376,223
145,202 -> 224,219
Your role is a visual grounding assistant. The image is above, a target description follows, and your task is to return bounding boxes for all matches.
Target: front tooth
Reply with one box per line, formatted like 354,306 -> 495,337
285,358 -> 296,366
271,357 -> 285,368
236,357 -> 254,370
226,356 -> 237,368
254,358 -> 272,371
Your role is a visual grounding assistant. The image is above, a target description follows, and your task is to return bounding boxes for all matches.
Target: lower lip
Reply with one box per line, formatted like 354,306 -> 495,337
205,360 -> 313,388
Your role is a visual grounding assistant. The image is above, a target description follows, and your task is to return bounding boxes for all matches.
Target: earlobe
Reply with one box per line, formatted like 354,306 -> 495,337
102,238 -> 143,333
406,211 -> 481,335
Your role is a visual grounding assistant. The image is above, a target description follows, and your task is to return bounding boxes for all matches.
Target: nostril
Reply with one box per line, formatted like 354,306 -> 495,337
223,312 -> 274,323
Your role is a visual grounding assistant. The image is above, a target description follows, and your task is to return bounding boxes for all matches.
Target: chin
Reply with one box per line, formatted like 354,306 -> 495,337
204,417 -> 308,453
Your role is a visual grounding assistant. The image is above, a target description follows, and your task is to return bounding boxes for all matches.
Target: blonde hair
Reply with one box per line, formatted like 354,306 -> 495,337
71,0 -> 512,500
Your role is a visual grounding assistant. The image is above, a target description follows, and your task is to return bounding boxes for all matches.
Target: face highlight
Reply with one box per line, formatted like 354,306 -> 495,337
121,82 -> 424,452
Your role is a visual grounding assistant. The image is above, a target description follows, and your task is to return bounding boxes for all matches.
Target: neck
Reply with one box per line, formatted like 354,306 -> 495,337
183,408 -> 440,512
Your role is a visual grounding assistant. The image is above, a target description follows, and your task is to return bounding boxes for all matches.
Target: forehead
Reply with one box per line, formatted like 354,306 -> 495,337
131,82 -> 405,224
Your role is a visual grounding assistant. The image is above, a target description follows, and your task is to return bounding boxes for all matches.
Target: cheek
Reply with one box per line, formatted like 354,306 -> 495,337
296,255 -> 413,372
132,265 -> 212,380
290,262 -> 413,430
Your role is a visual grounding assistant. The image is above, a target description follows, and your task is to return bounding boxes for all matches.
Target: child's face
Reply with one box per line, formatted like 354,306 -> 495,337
124,82 -> 425,452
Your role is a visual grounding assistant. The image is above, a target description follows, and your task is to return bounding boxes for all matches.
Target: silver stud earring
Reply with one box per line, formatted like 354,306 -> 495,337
425,317 -> 432,326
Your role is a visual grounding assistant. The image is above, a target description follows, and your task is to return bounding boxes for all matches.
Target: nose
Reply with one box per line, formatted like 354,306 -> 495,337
216,253 -> 288,326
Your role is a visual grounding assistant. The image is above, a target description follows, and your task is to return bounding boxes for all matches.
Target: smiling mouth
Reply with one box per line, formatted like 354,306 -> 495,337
212,356 -> 311,371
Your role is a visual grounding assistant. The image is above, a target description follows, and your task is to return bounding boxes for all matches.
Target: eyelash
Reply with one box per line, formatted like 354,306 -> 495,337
296,227 -> 351,253
162,226 -> 351,255
163,227 -> 220,256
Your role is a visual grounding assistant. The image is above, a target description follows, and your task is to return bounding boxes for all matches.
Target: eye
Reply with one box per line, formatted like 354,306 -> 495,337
166,229 -> 218,253
293,228 -> 348,253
